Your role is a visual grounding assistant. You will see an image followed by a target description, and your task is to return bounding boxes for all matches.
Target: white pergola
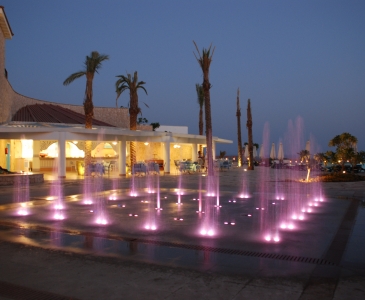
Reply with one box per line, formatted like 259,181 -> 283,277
0,122 -> 232,178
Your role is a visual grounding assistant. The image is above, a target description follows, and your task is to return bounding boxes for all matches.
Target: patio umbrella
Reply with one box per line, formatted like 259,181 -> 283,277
270,143 -> 276,159
277,142 -> 284,161
305,140 -> 310,153
259,144 -> 264,160
253,146 -> 258,159
244,144 -> 249,159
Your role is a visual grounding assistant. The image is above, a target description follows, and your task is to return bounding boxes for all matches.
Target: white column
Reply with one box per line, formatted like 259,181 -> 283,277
119,139 -> 126,176
58,132 -> 66,178
164,140 -> 171,174
192,144 -> 197,162
32,140 -> 41,172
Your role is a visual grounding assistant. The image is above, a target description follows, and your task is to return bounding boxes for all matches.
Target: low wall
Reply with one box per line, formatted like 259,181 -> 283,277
0,173 -> 44,186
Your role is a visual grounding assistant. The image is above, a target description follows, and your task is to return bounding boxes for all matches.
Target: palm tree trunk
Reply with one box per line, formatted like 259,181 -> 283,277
236,88 -> 242,167
84,75 -> 94,129
203,78 -> 214,176
129,91 -> 138,167
84,75 -> 94,174
247,99 -> 254,170
199,106 -> 204,136
199,106 -> 203,153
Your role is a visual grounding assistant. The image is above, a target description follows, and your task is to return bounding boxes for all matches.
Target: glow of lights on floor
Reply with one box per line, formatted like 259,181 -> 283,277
54,212 -> 65,220
96,217 -> 107,225
17,209 -> 28,216
145,224 -> 157,230
280,222 -> 294,230
264,235 -> 280,242
173,217 -> 183,221
200,229 -> 214,236
223,222 -> 236,225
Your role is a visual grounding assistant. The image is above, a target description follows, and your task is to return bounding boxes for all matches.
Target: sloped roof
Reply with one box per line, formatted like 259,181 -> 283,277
0,6 -> 14,39
12,104 -> 115,127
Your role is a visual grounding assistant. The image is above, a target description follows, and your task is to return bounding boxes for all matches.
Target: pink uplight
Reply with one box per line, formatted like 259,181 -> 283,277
54,212 -> 65,220
96,217 -> 107,225
17,209 -> 28,216
145,224 -> 157,230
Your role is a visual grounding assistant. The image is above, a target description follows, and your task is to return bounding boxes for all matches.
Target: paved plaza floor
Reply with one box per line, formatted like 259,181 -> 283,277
0,167 -> 364,299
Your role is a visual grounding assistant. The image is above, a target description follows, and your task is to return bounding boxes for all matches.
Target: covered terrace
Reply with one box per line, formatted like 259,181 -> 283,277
0,122 -> 232,178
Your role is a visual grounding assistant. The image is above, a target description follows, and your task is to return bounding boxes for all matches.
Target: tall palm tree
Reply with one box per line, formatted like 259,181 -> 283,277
63,51 -> 109,170
115,71 -> 147,167
195,83 -> 204,152
236,88 -> 243,167
246,99 -> 254,170
193,41 -> 215,176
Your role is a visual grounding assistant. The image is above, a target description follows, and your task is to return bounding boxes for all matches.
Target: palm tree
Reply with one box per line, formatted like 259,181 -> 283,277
298,149 -> 310,162
236,88 -> 243,167
115,71 -> 147,167
195,83 -> 204,153
193,41 -> 215,176
63,51 -> 109,169
329,132 -> 358,171
246,99 -> 254,170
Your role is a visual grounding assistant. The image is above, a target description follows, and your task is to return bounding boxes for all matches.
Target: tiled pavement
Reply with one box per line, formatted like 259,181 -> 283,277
0,167 -> 364,299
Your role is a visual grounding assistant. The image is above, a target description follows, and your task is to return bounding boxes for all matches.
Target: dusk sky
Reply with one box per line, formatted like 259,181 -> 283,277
2,1 -> 365,157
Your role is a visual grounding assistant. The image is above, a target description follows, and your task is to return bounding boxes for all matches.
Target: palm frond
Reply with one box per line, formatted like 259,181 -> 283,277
63,71 -> 86,85
137,84 -> 148,95
85,51 -> 109,73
